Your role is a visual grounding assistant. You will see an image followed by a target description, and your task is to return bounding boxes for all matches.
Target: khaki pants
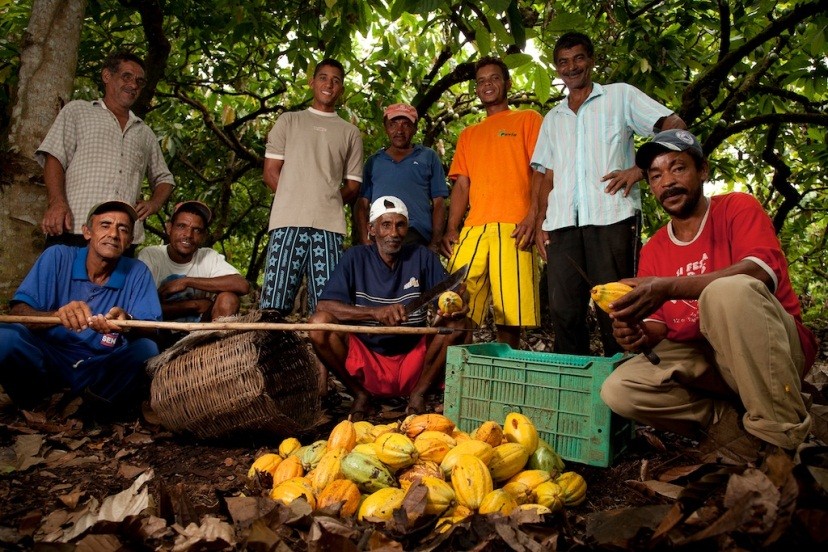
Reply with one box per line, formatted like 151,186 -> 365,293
600,274 -> 811,449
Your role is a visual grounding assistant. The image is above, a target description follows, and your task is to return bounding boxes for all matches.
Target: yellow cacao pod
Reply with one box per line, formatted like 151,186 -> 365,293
451,455 -> 493,510
503,413 -> 539,455
300,440 -> 328,471
278,437 -> 301,458
402,413 -> 455,439
478,489 -> 518,516
440,440 -> 494,477
488,442 -> 530,481
398,460 -> 444,491
270,479 -> 316,509
528,439 -> 565,475
327,420 -> 357,452
369,424 -> 396,441
501,481 -> 535,505
437,290 -> 464,314
310,448 -> 346,493
354,421 -> 375,444
590,282 -> 633,314
375,432 -> 418,471
473,421 -> 504,447
417,475 -> 456,516
316,479 -> 361,517
247,453 -> 282,479
340,451 -> 397,493
507,469 -> 552,491
533,481 -> 565,513
451,428 -> 472,442
271,455 -> 304,486
357,487 -> 406,522
352,443 -> 378,457
556,471 -> 587,506
414,434 -> 455,464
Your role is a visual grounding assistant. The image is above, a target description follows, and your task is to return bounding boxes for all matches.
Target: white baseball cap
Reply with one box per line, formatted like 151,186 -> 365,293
369,196 -> 409,223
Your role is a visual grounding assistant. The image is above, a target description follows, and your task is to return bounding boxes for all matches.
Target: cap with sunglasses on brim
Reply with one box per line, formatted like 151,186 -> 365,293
636,129 -> 704,170
86,200 -> 138,225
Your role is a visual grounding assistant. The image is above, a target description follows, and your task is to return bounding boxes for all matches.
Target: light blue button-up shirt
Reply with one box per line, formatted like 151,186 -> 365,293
531,82 -> 673,231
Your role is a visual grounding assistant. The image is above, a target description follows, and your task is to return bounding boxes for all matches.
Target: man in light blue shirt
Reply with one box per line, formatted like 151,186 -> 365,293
531,32 -> 686,356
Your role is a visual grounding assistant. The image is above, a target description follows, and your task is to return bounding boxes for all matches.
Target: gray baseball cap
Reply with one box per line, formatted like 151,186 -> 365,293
636,129 -> 704,169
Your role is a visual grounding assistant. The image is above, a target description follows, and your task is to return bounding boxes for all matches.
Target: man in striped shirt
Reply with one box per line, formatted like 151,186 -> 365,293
531,32 -> 686,356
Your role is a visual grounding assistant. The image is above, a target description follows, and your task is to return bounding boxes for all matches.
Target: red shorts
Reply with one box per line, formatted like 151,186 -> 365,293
345,335 -> 426,397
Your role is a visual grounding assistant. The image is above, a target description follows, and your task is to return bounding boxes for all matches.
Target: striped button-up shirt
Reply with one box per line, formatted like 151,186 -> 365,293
36,99 -> 174,243
531,83 -> 673,231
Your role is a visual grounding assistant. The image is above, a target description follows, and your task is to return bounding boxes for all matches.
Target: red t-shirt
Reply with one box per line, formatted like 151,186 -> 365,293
639,193 -> 816,371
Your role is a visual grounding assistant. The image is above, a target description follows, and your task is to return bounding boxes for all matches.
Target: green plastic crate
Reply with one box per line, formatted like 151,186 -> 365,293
444,343 -> 633,468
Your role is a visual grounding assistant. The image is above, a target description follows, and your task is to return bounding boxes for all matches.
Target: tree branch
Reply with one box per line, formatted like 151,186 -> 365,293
717,0 -> 730,63
704,112 -> 828,152
762,123 -> 800,233
118,0 -> 170,119
680,0 -> 824,124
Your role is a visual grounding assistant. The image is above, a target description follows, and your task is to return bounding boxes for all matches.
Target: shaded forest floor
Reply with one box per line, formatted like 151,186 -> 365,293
0,324 -> 826,550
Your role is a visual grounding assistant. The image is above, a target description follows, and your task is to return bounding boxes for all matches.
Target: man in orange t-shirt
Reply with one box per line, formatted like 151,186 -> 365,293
440,56 -> 543,348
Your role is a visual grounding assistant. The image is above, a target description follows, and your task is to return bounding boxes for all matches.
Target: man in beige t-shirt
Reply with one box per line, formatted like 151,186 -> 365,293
260,58 -> 363,315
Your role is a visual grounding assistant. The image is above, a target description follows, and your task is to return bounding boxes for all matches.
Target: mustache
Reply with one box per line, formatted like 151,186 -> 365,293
660,187 -> 687,200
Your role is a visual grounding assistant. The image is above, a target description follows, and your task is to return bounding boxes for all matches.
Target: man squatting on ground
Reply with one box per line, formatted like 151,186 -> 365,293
309,197 -> 472,419
138,200 -> 249,323
600,129 -> 817,459
0,201 -> 161,413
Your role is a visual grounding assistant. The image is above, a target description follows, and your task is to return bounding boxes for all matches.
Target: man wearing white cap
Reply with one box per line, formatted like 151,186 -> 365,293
600,129 -> 816,463
138,200 -> 249,322
0,200 -> 161,413
309,196 -> 471,419
355,103 -> 448,252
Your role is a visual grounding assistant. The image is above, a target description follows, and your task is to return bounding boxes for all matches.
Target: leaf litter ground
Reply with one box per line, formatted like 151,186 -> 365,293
1,326 -> 826,551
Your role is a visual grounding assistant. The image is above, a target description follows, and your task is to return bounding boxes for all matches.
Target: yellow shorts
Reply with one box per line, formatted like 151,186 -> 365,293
447,223 -> 540,327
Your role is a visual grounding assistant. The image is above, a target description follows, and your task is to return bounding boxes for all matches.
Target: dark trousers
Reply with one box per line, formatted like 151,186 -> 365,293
545,216 -> 639,356
0,323 -> 158,407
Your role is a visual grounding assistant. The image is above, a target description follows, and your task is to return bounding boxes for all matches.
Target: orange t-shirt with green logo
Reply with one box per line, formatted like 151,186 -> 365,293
449,109 -> 542,226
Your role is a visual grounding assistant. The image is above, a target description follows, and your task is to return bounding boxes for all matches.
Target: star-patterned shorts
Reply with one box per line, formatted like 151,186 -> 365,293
259,227 -> 343,314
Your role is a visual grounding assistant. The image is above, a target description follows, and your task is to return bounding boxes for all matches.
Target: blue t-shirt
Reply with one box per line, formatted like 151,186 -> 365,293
319,244 -> 447,355
12,245 -> 162,359
361,145 -> 448,242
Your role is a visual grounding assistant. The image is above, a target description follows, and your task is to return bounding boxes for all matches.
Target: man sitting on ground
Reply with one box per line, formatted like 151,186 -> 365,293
138,201 -> 249,322
0,201 -> 161,413
600,129 -> 816,463
309,196 -> 472,419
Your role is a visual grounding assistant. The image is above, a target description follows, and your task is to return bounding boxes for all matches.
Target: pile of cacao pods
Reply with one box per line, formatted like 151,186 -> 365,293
247,412 -> 588,529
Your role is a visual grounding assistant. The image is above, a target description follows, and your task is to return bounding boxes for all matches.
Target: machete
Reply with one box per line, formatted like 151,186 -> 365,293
403,263 -> 469,315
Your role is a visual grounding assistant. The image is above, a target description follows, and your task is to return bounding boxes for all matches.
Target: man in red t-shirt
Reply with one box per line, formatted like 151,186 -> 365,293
600,129 -> 816,462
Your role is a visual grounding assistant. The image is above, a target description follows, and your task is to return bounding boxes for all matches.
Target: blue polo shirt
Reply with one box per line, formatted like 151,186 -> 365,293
319,243 -> 447,355
361,145 -> 448,241
12,245 -> 162,358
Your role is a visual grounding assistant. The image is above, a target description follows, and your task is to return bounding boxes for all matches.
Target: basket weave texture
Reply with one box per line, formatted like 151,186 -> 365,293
147,311 -> 321,439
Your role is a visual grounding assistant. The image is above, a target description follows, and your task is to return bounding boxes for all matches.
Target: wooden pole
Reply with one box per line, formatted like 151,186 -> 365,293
0,315 -> 465,335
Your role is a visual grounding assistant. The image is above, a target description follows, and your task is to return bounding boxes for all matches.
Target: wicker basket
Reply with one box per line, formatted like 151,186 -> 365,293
147,311 -> 321,439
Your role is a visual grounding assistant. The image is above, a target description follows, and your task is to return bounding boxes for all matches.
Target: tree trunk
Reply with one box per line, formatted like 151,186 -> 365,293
0,0 -> 86,305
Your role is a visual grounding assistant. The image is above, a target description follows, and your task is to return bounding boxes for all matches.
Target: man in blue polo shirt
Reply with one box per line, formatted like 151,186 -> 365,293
0,200 -> 161,413
354,103 -> 448,252
309,196 -> 470,419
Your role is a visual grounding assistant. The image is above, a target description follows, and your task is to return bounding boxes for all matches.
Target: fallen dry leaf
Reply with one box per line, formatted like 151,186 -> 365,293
626,479 -> 684,500
59,488 -> 85,509
307,516 -> 360,552
75,533 -> 122,552
0,433 -> 45,473
587,505 -> 673,548
172,516 -> 235,551
225,496 -> 277,528
117,462 -> 148,480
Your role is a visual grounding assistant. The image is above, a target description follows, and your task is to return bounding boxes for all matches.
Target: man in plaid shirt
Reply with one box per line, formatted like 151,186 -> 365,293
36,51 -> 174,252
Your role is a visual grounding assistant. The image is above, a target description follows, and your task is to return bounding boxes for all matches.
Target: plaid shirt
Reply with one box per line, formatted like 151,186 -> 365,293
36,99 -> 174,243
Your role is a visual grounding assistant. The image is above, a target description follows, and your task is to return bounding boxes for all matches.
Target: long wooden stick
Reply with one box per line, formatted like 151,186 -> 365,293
0,315 -> 467,335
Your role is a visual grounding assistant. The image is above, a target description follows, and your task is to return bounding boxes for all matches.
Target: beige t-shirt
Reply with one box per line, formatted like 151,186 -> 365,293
265,108 -> 363,234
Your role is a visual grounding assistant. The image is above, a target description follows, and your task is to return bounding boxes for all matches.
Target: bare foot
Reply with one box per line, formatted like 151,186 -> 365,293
348,392 -> 372,422
406,392 -> 426,415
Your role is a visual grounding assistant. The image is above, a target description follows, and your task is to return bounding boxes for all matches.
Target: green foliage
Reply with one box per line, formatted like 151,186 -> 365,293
1,0 -> 826,319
